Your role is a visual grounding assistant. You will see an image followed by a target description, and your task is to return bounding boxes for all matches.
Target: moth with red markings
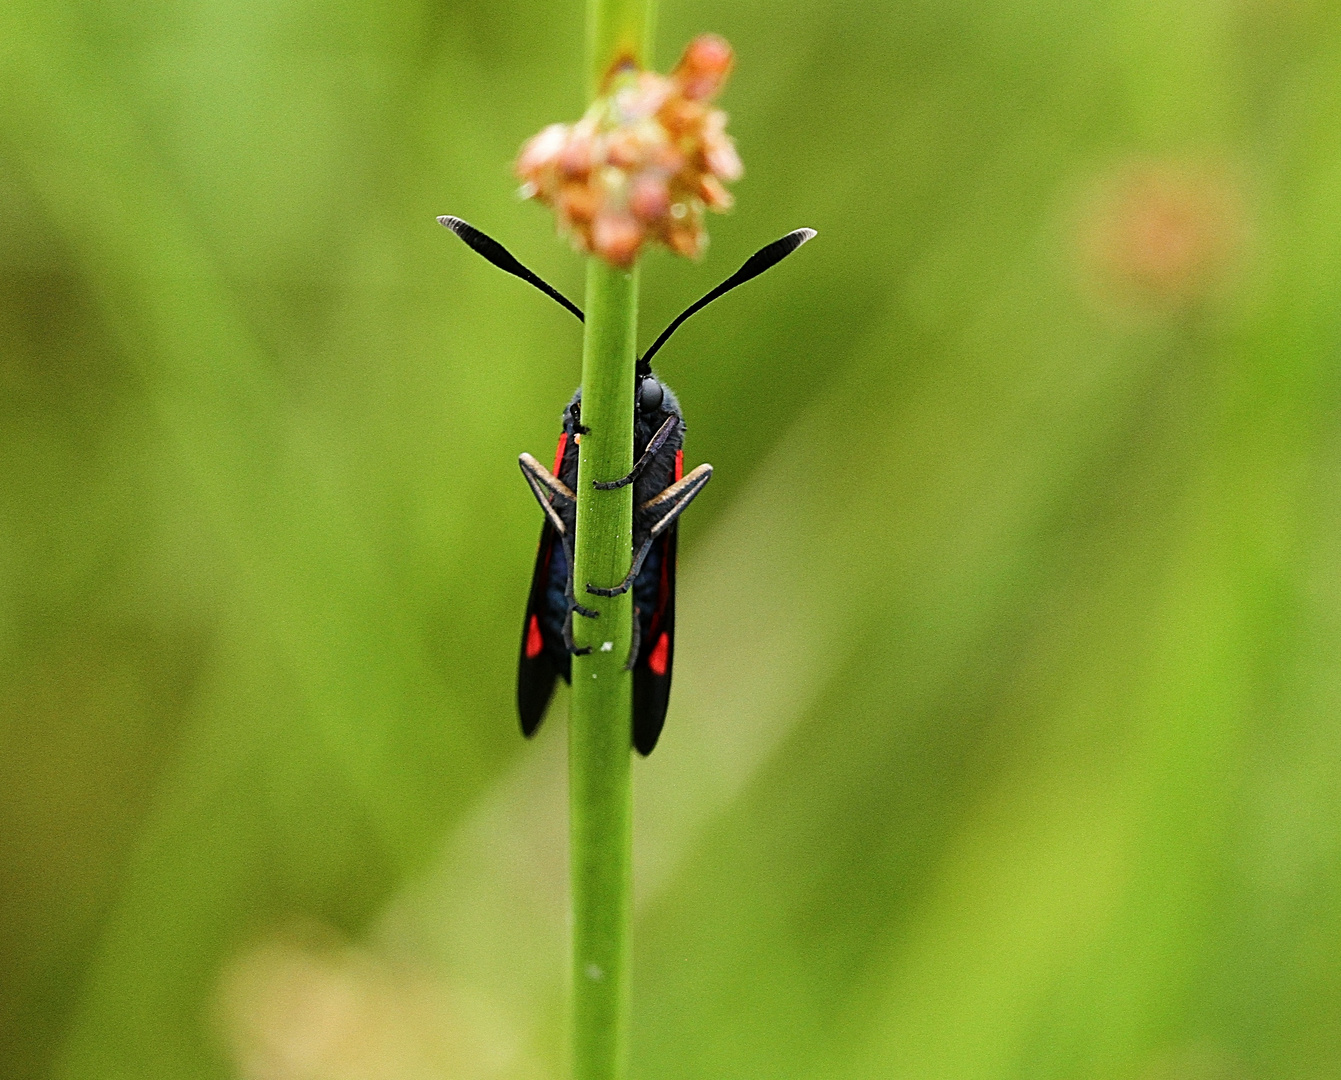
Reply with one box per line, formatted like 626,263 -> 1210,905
439,215 -> 816,754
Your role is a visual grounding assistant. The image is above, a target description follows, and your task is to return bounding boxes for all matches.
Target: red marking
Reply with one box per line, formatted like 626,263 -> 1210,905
552,432 -> 569,476
648,632 -> 670,676
674,448 -> 683,482
525,614 -> 544,658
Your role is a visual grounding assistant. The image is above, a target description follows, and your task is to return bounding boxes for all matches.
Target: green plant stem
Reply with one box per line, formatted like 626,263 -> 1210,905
585,0 -> 657,97
570,258 -> 639,1080
569,6 -> 653,1079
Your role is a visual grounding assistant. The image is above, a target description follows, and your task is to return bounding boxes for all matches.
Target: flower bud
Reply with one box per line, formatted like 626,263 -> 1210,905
673,34 -> 734,101
629,175 -> 671,223
593,212 -> 645,265
516,124 -> 567,177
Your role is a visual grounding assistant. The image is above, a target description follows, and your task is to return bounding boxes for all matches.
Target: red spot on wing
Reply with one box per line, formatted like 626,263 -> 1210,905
674,448 -> 683,482
648,632 -> 670,676
552,432 -> 569,476
525,614 -> 544,658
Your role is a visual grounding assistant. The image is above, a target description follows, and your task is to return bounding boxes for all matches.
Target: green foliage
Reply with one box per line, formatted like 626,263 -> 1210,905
3,0 -> 1341,1079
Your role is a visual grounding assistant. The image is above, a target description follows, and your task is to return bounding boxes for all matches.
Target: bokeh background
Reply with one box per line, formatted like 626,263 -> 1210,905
4,0 -> 1341,1077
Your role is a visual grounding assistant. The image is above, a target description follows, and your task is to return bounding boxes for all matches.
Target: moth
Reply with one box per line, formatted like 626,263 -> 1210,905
440,216 -> 815,753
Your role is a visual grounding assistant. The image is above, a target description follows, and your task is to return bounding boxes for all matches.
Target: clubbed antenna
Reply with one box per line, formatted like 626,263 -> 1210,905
438,216 -> 584,322
638,228 -> 817,373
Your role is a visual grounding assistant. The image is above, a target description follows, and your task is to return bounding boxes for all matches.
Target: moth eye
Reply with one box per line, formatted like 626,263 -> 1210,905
638,377 -> 664,414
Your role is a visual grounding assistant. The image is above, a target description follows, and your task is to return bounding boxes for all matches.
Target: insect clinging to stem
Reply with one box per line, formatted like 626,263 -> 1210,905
439,215 -> 816,754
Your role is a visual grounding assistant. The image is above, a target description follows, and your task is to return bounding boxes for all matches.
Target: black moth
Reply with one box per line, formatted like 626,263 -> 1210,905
439,215 -> 816,754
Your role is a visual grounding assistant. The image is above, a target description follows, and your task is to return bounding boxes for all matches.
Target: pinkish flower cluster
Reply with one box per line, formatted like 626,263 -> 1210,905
515,35 -> 744,267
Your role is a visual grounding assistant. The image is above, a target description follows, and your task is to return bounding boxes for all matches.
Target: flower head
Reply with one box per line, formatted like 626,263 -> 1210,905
515,35 -> 743,266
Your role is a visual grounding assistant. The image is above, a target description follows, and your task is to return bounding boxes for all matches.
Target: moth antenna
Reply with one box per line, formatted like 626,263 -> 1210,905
638,228 -> 817,374
438,216 -> 584,322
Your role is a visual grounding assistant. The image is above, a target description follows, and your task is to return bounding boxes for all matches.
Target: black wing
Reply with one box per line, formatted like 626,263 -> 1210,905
632,524 -> 677,755
517,519 -> 565,737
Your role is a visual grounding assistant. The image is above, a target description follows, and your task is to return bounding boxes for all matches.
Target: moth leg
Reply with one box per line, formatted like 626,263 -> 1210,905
625,604 -> 642,671
562,536 -> 598,620
519,452 -> 575,502
563,608 -> 592,656
557,533 -> 596,656
592,415 -> 677,490
585,464 -> 712,598
519,453 -> 574,535
585,535 -> 657,598
640,464 -> 713,537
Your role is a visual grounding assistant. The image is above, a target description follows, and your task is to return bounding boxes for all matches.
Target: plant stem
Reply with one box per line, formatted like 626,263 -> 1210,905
569,6 -> 653,1079
570,258 -> 638,1080
585,0 -> 657,97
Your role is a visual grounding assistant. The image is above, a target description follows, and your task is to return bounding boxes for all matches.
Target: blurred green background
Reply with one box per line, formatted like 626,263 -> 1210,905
4,0 -> 1341,1077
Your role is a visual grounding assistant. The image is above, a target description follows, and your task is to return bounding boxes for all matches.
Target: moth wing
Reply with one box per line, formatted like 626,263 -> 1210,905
632,523 -> 677,756
517,519 -> 565,738
517,430 -> 576,738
